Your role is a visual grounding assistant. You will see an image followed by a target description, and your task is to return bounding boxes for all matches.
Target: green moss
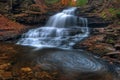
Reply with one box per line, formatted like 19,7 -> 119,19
108,8 -> 120,19
76,0 -> 88,6
116,11 -> 120,18
106,39 -> 114,44
100,8 -> 120,20
109,8 -> 116,13
101,12 -> 107,19
45,0 -> 59,4
118,22 -> 120,25
108,8 -> 117,16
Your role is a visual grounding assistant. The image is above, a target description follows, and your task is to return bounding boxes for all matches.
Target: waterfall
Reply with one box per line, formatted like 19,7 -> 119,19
17,7 -> 89,48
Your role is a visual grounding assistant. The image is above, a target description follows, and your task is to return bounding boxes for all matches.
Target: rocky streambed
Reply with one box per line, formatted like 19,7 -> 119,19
0,43 -> 120,80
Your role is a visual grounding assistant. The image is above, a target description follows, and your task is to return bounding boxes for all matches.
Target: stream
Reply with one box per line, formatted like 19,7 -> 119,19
16,7 -> 120,80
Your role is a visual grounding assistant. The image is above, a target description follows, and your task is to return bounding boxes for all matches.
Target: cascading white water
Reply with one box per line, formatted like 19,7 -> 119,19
17,7 -> 89,48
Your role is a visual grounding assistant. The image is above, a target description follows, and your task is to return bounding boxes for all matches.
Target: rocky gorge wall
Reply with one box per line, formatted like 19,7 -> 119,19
0,0 -> 64,41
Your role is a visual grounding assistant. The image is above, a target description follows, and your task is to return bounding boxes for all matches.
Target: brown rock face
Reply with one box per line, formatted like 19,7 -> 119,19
0,15 -> 25,41
0,0 -> 65,25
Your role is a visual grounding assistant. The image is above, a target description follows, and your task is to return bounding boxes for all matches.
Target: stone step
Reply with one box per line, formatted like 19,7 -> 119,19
88,17 -> 112,28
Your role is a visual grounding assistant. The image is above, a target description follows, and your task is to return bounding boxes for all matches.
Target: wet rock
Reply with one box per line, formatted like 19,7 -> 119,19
102,51 -> 120,63
88,19 -> 111,28
92,28 -> 105,34
74,35 -> 105,49
100,25 -> 120,46
88,43 -> 115,56
106,51 -> 120,55
76,34 -> 116,56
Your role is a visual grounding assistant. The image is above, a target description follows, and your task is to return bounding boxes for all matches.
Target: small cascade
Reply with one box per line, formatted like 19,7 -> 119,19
17,7 -> 89,48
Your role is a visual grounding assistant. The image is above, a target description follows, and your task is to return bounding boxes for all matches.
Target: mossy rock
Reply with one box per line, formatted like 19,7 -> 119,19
45,0 -> 59,4
116,11 -> 120,19
76,0 -> 88,6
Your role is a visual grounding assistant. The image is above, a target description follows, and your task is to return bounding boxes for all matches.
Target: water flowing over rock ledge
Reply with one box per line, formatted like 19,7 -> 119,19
17,7 -> 89,49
